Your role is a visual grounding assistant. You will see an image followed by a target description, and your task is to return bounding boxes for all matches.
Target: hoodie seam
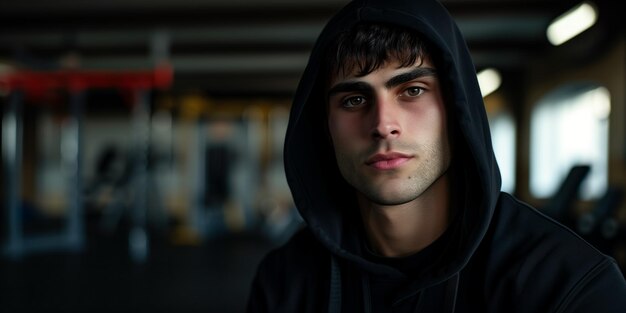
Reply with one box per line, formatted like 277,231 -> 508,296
501,193 -> 608,256
553,258 -> 614,313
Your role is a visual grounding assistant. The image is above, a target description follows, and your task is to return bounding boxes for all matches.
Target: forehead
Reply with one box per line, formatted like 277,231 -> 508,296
329,56 -> 436,86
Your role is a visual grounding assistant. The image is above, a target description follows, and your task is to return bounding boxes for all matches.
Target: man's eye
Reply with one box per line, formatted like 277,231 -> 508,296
342,96 -> 366,108
403,86 -> 425,97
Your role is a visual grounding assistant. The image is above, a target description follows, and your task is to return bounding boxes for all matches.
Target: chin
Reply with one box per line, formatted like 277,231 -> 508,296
373,197 -> 418,206
360,187 -> 423,206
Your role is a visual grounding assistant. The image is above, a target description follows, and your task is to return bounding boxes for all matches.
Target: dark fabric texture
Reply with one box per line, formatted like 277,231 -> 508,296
246,0 -> 626,312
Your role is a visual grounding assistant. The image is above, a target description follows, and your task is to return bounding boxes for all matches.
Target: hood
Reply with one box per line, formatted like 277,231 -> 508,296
284,0 -> 501,289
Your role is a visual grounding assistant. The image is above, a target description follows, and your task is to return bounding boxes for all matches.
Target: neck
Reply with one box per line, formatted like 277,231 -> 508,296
359,173 -> 450,258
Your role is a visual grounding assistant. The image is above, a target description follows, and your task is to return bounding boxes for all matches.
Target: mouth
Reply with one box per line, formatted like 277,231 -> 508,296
365,152 -> 413,170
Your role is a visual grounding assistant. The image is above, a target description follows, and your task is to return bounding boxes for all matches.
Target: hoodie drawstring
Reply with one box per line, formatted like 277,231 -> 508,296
328,255 -> 342,313
361,274 -> 372,313
444,273 -> 460,313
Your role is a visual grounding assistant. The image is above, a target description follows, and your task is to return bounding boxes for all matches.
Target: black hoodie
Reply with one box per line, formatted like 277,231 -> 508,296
247,0 -> 626,312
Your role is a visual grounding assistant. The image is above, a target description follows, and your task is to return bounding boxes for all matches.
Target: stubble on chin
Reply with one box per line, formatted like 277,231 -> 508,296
340,141 -> 449,207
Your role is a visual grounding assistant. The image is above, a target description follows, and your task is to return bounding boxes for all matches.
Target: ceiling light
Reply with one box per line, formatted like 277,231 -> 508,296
477,68 -> 502,97
547,1 -> 598,46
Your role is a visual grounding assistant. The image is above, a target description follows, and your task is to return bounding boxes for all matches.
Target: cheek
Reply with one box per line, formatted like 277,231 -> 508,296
404,101 -> 449,154
328,114 -> 356,145
405,105 -> 441,135
417,97 -> 447,132
426,102 -> 451,162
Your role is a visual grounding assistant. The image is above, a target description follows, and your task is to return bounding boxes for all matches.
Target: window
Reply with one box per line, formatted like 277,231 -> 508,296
530,84 -> 610,200
489,111 -> 516,193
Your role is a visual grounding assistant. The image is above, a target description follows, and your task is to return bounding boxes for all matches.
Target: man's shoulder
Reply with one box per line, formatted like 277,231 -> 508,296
480,193 -> 625,311
258,227 -> 329,275
493,192 -> 606,260
488,192 -> 610,269
248,227 -> 331,312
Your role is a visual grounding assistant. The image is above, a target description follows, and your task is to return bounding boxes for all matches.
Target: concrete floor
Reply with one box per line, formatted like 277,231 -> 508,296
0,215 -> 283,313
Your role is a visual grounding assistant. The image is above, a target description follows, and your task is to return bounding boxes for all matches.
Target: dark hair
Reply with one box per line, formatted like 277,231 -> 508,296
324,22 -> 435,81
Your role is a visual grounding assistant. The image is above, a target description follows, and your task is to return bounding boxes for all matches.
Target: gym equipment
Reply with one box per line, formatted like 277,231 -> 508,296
578,187 -> 623,236
578,187 -> 624,256
1,65 -> 172,262
542,164 -> 591,227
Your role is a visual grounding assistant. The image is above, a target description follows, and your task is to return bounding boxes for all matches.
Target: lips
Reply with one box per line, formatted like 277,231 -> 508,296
365,152 -> 413,170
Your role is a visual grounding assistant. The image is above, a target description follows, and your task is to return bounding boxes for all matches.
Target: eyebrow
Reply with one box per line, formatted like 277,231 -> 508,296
385,67 -> 437,88
327,67 -> 437,98
327,81 -> 374,98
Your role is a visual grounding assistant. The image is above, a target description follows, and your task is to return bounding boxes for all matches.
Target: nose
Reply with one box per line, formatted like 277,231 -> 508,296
371,98 -> 401,140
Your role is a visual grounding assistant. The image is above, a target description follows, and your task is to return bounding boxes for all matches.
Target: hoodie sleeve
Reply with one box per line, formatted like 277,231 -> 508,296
556,259 -> 626,313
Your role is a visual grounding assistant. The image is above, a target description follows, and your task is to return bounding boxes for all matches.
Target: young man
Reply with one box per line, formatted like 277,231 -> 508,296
247,0 -> 626,312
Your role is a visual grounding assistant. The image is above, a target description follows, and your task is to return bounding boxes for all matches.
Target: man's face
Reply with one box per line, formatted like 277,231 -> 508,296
327,58 -> 451,206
